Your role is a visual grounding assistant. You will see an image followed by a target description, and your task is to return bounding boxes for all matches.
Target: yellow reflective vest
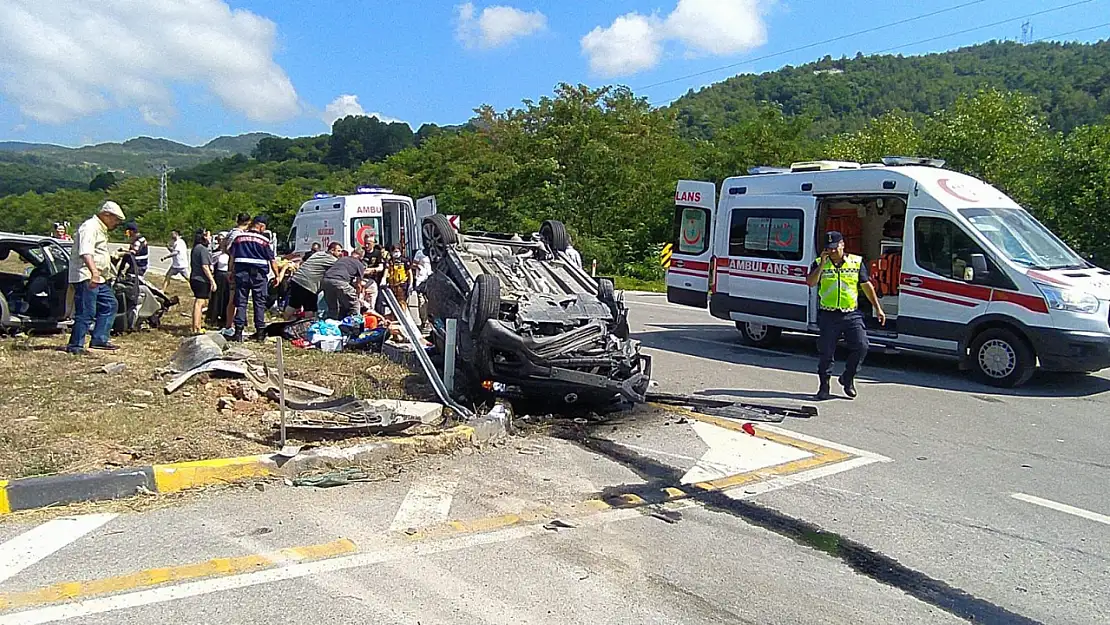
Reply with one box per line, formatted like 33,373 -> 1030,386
818,254 -> 862,311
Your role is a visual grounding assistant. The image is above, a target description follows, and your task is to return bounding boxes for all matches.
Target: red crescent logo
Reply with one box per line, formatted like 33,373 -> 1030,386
937,178 -> 980,203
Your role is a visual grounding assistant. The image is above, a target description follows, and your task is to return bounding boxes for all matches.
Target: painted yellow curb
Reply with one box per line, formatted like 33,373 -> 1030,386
0,480 -> 9,515
153,456 -> 273,494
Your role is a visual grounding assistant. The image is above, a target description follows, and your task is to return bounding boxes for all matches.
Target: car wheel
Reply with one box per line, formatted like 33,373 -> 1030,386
970,328 -> 1035,388
468,274 -> 501,334
540,220 -> 570,253
736,321 -> 782,347
597,278 -> 615,303
422,214 -> 458,266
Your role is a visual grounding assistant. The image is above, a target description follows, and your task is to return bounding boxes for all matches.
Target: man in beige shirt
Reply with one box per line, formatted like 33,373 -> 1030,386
67,201 -> 125,354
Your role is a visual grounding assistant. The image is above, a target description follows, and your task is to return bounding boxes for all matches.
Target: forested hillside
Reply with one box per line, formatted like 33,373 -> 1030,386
671,40 -> 1110,138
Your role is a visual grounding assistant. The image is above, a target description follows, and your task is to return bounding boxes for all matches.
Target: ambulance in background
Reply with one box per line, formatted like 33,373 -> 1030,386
666,157 -> 1110,387
286,187 -> 442,258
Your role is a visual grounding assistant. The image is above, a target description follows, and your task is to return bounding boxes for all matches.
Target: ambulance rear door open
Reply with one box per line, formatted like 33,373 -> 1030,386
666,181 -> 717,308
714,194 -> 817,331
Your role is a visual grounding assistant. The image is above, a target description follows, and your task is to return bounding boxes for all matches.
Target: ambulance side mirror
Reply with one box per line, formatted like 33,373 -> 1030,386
969,253 -> 989,282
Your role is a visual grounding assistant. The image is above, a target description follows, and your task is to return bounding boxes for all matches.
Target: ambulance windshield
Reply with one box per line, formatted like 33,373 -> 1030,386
959,207 -> 1086,270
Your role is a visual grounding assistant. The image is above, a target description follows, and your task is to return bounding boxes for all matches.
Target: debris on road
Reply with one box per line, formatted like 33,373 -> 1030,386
100,362 -> 127,375
542,519 -> 576,531
646,391 -> 818,423
291,467 -> 382,488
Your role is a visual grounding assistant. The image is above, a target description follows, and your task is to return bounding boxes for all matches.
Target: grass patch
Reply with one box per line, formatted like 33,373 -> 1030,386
612,275 -> 666,293
0,281 -> 421,479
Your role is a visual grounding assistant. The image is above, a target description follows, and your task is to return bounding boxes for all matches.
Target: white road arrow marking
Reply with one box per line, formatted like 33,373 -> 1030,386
680,421 -> 813,484
0,514 -> 118,584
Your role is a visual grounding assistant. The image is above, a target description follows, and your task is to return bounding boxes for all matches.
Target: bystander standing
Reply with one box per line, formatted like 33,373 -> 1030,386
221,213 -> 253,334
189,229 -> 217,334
412,247 -> 432,330
66,201 -> 125,354
207,233 -> 231,328
228,216 -> 279,342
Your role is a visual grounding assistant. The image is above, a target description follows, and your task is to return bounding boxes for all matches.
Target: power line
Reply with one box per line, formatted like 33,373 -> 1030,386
1032,21 -> 1110,41
635,0 -> 992,93
868,0 -> 1095,55
649,0 -> 1096,106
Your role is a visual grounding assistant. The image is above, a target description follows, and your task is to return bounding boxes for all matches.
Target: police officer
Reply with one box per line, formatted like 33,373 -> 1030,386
806,231 -> 886,400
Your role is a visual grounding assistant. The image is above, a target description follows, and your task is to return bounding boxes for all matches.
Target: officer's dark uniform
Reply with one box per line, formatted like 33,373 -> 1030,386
814,232 -> 871,398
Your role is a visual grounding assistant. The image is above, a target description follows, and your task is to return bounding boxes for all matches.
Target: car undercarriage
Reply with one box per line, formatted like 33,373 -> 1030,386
421,216 -> 651,406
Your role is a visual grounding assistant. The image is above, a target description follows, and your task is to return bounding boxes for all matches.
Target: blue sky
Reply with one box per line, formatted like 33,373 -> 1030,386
0,0 -> 1106,147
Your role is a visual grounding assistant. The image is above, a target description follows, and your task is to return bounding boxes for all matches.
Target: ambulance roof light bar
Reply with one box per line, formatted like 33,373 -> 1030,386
789,160 -> 861,172
748,166 -> 791,175
881,156 -> 946,168
355,186 -> 394,194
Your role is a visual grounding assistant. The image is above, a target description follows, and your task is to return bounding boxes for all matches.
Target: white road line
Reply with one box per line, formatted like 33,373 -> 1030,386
0,514 -> 117,585
1011,493 -> 1110,526
758,425 -> 894,463
388,477 -> 458,532
725,455 -> 884,500
0,507 -> 651,625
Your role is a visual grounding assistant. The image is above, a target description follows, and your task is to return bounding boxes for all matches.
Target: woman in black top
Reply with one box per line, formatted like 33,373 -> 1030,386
189,229 -> 217,334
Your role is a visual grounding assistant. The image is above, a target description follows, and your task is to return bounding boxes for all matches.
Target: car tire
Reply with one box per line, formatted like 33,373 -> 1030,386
969,327 -> 1035,388
422,214 -> 458,266
597,278 -> 615,303
736,321 -> 782,347
540,220 -> 570,253
468,274 -> 501,334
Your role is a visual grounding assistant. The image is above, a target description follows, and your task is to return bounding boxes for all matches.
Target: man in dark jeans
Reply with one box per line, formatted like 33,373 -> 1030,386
67,201 -> 126,354
228,215 -> 280,341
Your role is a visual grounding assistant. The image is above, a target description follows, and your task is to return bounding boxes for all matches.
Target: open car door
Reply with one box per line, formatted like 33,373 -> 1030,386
666,181 -> 717,308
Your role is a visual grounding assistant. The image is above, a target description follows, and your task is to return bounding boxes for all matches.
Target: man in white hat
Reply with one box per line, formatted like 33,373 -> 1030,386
67,200 -> 125,354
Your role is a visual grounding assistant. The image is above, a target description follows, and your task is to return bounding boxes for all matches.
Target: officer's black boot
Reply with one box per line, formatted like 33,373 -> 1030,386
839,374 -> 857,399
816,377 -> 832,401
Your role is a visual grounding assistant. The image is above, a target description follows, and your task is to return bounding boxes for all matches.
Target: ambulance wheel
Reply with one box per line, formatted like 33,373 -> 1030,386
736,321 -> 781,347
540,220 -> 569,252
969,328 -> 1035,388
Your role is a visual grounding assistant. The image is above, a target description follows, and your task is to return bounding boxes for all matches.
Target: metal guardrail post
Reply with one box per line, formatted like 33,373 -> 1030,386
444,318 -> 457,394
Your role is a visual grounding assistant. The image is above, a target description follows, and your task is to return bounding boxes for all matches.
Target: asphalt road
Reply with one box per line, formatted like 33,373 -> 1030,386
0,291 -> 1106,624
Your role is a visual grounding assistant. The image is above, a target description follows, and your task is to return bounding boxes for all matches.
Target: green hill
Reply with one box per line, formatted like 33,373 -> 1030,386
670,40 -> 1110,138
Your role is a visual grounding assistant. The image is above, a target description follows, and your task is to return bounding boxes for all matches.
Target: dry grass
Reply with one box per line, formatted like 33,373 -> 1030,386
0,280 -> 425,479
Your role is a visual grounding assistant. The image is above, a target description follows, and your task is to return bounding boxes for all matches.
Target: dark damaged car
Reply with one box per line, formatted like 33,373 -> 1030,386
420,216 -> 651,405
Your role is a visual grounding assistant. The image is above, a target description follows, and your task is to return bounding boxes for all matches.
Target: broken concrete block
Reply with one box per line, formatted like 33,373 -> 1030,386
217,396 -> 236,412
229,381 -> 260,402
364,399 -> 444,425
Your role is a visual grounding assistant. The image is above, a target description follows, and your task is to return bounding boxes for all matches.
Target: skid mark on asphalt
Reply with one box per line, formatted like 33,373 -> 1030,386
0,515 -> 117,585
566,431 -> 1044,625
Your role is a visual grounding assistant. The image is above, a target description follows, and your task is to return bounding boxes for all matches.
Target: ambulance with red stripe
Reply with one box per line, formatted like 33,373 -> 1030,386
667,158 -> 1110,387
287,188 -> 442,258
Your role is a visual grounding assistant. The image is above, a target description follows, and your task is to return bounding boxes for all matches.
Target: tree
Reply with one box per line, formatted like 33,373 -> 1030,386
88,171 -> 119,192
325,116 -> 415,169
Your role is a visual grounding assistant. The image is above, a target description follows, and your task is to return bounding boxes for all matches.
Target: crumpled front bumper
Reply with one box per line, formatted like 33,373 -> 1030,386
478,319 -> 652,403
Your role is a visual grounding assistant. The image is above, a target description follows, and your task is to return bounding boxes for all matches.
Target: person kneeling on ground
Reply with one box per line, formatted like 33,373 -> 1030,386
285,242 -> 341,319
322,248 -> 366,320
189,229 -> 217,335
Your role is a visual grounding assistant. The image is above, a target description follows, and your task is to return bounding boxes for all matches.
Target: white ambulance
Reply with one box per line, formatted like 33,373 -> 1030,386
286,187 -> 438,257
666,158 -> 1110,387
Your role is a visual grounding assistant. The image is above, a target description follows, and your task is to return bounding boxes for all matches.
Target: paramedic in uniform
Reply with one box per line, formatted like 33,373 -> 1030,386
806,231 -> 886,400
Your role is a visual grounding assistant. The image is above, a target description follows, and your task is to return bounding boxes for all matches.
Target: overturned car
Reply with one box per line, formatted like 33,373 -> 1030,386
421,216 -> 651,405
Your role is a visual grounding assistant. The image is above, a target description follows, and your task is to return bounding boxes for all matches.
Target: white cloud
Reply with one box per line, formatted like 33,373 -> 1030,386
456,3 -> 547,49
664,0 -> 768,56
581,14 -> 662,78
581,0 -> 770,77
0,0 -> 300,125
322,95 -> 404,128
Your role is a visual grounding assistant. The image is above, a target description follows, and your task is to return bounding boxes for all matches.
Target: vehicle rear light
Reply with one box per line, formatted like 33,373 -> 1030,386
709,256 -> 718,294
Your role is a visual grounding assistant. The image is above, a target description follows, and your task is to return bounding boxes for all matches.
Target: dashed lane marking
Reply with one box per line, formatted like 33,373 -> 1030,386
0,515 -> 117,585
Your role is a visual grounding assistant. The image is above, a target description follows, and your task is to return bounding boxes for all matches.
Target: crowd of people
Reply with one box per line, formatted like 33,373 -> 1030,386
57,202 -> 434,354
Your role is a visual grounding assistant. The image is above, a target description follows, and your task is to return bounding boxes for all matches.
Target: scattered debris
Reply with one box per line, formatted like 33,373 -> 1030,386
517,444 -> 546,456
217,397 -> 236,412
741,423 -> 756,436
254,483 -> 266,493
543,519 -> 576,531
647,391 -> 818,423
129,389 -> 154,398
649,508 -> 683,524
292,467 -> 380,488
100,362 -> 126,375
229,381 -> 260,403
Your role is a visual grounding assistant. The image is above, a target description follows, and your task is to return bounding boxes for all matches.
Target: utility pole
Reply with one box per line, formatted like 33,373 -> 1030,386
153,163 -> 174,212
